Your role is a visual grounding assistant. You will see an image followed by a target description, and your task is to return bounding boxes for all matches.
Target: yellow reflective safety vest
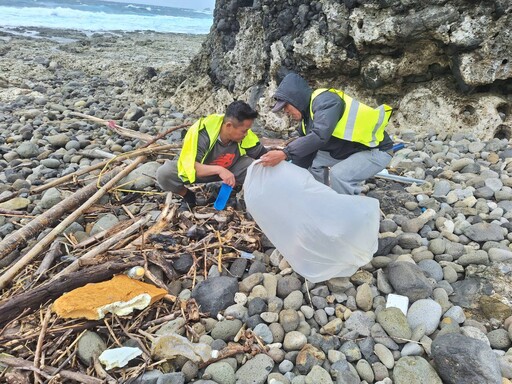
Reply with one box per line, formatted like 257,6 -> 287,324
303,88 -> 393,147
177,114 -> 261,183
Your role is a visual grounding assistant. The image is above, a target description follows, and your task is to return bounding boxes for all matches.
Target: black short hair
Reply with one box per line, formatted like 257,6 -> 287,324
225,101 -> 258,123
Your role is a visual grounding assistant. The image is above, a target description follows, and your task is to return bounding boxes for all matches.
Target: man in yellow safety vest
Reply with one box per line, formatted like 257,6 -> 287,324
156,101 -> 267,210
260,73 -> 394,195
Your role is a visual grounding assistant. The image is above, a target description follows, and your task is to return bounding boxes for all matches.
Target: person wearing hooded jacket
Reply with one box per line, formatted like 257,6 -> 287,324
260,72 -> 394,195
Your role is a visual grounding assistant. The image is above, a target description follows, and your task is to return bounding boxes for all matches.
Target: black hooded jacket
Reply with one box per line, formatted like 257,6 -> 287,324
274,73 -> 393,168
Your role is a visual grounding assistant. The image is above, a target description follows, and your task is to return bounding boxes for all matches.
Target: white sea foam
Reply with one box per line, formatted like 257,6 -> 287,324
0,1 -> 212,34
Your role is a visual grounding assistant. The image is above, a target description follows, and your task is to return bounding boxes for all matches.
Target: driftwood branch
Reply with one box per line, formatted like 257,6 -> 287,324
34,240 -> 63,279
31,143 -> 179,194
52,214 -> 151,280
0,170 -> 116,260
71,111 -> 156,143
0,156 -> 146,290
0,260 -> 141,326
0,355 -> 103,384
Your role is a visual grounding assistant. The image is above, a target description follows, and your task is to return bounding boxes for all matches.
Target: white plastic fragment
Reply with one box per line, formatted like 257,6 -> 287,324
386,293 -> 409,315
97,293 -> 151,318
99,347 -> 143,370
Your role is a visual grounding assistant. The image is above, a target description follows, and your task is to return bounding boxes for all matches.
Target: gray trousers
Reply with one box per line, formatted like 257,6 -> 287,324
156,157 -> 254,193
309,149 -> 392,195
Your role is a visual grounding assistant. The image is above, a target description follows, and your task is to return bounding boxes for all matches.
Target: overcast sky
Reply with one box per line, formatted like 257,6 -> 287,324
105,0 -> 216,10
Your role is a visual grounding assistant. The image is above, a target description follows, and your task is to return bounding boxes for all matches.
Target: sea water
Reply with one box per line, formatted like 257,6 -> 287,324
0,0 -> 213,34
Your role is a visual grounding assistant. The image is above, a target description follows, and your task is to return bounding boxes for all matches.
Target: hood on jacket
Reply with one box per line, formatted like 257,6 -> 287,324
272,73 -> 312,117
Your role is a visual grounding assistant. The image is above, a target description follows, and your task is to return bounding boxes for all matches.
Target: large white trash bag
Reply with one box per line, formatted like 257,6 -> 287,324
244,161 -> 380,283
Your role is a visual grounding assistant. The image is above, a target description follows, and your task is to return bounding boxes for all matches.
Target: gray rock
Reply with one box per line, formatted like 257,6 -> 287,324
387,261 -> 433,302
428,238 -> 446,255
463,222 -> 505,242
417,259 -> 443,281
277,276 -> 302,298
253,323 -> 273,344
305,365 -> 333,383
407,299 -> 442,335
223,304 -> 248,322
40,187 -> 63,209
326,277 -> 353,293
191,276 -> 239,317
77,331 -> 106,365
345,311 -> 375,337
248,297 -> 267,316
280,309 -> 300,332
486,329 -> 511,350
172,253 -> 194,274
397,233 -> 425,249
374,343 -> 394,369
124,106 -> 145,121
41,158 -> 61,169
235,353 -> 274,384
132,370 -> 163,384
229,257 -> 247,278
90,213 -> 119,236
211,319 -> 243,341
157,373 -> 185,384
47,133 -> 70,148
279,359 -> 294,374
485,178 -> 503,192
377,268 -> 394,294
433,180 -> 451,197
393,356 -> 442,384
340,340 -> 362,362
355,283 -> 373,311
489,248 -> 512,262
239,273 -> 263,293
431,333 -> 502,384
400,342 -> 423,356
450,277 -> 493,308
355,359 -> 374,382
371,323 -> 399,350
121,161 -> 161,189
443,306 -> 466,323
500,355 -> 512,379
376,307 -> 412,343
457,250 -> 489,266
330,358 -> 360,384
16,141 -> 39,158
380,219 -> 398,233
204,362 -> 236,384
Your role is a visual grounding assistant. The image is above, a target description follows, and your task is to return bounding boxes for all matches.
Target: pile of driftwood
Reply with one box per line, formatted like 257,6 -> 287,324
0,114 -> 265,383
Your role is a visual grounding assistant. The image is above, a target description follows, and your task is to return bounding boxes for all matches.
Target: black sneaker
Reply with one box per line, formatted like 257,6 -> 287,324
178,199 -> 196,212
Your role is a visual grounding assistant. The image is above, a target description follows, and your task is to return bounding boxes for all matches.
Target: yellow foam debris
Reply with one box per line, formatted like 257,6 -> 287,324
53,275 -> 167,320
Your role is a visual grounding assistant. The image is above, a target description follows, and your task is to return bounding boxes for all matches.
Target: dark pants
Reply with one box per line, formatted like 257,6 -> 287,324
156,157 -> 254,193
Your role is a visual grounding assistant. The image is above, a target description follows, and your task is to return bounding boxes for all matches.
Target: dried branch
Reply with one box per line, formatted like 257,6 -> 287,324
0,355 -> 103,384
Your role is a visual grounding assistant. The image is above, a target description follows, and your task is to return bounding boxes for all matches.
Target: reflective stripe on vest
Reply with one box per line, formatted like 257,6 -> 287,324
177,114 -> 260,183
303,88 -> 392,147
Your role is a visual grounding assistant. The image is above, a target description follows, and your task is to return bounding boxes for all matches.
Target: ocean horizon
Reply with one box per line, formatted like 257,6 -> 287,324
0,0 -> 214,35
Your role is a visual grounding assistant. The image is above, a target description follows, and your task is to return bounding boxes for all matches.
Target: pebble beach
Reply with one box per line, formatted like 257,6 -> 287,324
1,27 -> 512,384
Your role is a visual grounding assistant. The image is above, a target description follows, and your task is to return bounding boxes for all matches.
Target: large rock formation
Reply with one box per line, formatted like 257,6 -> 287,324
159,0 -> 512,141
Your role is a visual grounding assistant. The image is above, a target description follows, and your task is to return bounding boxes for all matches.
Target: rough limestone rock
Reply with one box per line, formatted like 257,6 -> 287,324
162,0 -> 512,141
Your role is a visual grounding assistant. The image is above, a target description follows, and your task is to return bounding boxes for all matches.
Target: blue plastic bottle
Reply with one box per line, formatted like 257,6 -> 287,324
214,183 -> 233,210
392,143 -> 405,152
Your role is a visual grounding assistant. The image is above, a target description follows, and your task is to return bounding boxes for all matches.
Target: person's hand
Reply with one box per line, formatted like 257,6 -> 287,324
218,168 -> 236,187
260,150 -> 287,167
